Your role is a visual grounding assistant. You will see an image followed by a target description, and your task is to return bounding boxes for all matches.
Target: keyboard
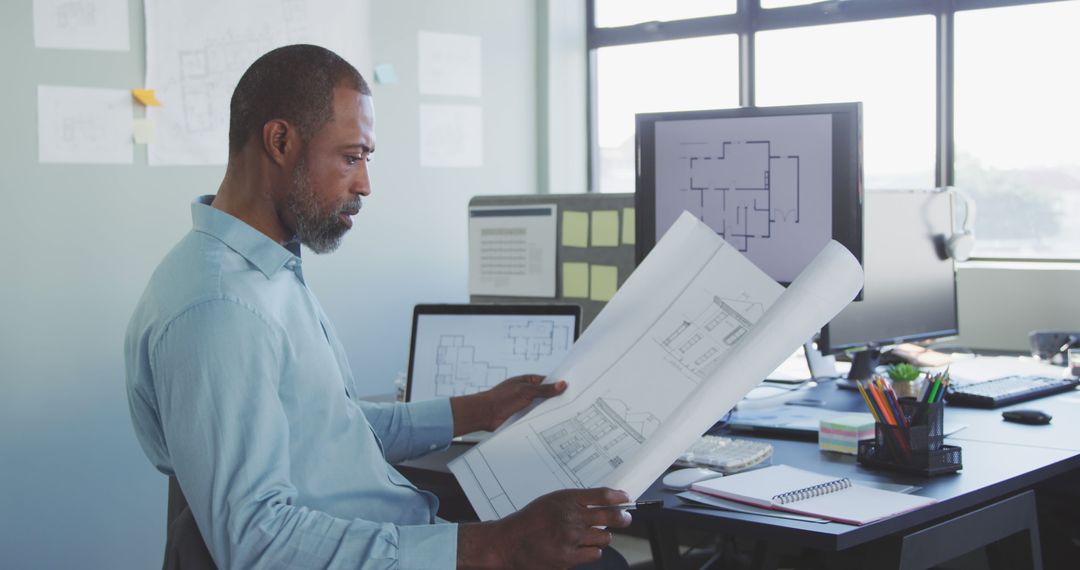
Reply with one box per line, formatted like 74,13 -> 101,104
945,374 -> 1080,408
677,435 -> 773,474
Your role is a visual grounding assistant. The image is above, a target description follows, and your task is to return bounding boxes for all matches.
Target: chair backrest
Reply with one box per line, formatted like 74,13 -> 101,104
164,477 -> 217,570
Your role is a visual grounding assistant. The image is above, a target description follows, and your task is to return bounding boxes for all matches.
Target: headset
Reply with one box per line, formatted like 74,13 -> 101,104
946,187 -> 976,262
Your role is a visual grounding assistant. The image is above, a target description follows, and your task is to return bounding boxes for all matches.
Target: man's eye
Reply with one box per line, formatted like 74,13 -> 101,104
345,155 -> 362,165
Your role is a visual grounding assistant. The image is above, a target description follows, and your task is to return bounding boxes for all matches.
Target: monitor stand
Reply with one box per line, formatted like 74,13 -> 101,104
847,348 -> 882,381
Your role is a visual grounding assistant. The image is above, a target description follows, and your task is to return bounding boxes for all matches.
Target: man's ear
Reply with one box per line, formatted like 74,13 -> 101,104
261,119 -> 294,166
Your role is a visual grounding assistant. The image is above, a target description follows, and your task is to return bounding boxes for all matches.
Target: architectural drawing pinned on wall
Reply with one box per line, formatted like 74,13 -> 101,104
143,0 -> 372,165
420,103 -> 483,167
33,0 -> 130,51
37,85 -> 134,164
418,31 -> 482,97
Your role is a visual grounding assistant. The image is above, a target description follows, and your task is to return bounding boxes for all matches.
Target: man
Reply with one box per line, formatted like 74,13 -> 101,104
125,44 -> 631,569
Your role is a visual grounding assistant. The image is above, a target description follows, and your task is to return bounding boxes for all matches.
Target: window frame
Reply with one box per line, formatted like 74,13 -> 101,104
586,0 -> 1072,262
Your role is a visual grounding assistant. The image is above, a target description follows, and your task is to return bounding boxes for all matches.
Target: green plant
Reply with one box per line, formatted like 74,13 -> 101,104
887,363 -> 921,383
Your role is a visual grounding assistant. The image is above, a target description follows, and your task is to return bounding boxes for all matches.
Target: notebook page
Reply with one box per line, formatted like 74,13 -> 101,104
777,484 -> 937,525
689,465 -> 841,507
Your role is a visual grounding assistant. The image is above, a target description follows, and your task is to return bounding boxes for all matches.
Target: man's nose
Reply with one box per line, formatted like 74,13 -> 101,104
353,165 -> 372,196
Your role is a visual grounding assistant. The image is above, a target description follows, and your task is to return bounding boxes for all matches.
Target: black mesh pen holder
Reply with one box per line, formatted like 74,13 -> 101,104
857,399 -> 962,476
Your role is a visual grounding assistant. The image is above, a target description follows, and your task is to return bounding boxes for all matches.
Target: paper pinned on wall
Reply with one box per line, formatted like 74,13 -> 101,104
144,0 -> 372,165
589,265 -> 618,301
373,63 -> 398,84
133,118 -> 157,144
33,0 -> 130,51
468,204 -> 557,298
561,211 -> 589,248
418,31 -> 482,97
420,103 -> 483,168
38,85 -> 134,164
562,262 -> 589,299
591,210 -> 620,247
622,208 -> 636,245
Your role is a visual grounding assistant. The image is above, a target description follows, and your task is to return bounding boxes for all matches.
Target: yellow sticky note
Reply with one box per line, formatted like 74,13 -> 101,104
133,118 -> 156,144
562,211 -> 589,248
591,210 -> 619,247
590,265 -> 618,301
132,89 -> 161,107
622,207 -> 636,245
562,262 -> 589,299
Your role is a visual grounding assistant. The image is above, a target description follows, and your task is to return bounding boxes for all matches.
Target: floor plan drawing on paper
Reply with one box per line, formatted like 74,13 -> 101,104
655,292 -> 766,382
534,397 -> 660,487
433,320 -> 572,396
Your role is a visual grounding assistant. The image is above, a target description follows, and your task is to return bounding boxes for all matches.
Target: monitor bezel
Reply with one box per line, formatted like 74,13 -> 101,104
634,102 -> 864,290
405,303 -> 583,403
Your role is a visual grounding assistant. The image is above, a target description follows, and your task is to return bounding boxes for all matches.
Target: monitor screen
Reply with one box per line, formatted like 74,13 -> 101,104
406,304 -> 581,402
819,189 -> 958,356
635,103 -> 863,286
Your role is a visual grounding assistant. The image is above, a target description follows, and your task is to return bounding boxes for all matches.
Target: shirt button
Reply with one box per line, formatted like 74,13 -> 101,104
430,444 -> 438,450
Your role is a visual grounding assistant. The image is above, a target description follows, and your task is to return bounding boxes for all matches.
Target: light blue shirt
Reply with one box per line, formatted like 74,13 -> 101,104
125,196 -> 458,569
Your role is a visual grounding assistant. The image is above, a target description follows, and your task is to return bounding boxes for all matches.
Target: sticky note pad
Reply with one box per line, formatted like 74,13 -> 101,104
591,210 -> 619,247
589,265 -> 618,301
819,413 -> 876,455
131,89 -> 161,107
622,207 -> 636,245
562,262 -> 589,298
133,118 -> 156,144
562,211 -> 589,248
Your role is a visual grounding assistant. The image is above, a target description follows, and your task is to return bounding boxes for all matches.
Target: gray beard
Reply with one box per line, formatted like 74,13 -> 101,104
286,158 -> 358,254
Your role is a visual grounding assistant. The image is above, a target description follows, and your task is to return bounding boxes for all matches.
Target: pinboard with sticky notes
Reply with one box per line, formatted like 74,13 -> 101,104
468,193 -> 636,328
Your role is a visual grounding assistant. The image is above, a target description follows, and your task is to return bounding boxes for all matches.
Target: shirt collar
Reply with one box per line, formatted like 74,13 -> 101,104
191,195 -> 300,279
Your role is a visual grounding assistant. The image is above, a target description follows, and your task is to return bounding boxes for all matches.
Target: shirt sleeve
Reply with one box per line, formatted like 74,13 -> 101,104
357,399 -> 454,463
151,299 -> 457,569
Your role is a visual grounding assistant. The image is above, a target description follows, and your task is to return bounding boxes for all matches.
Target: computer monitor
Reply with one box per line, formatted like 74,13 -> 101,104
635,102 -> 863,286
818,189 -> 959,379
405,304 -> 581,402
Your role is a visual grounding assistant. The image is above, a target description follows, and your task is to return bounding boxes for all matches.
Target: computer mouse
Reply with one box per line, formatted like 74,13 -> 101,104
662,467 -> 724,490
1002,409 -> 1052,425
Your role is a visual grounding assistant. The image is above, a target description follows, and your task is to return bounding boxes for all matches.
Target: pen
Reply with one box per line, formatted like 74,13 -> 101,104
587,500 -> 663,511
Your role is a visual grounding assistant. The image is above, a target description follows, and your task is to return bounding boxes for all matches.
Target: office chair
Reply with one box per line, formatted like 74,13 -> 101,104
164,477 -> 217,570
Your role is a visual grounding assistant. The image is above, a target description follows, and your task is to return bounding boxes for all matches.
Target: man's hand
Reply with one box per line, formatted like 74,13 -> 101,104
450,375 -> 567,436
457,488 -> 633,570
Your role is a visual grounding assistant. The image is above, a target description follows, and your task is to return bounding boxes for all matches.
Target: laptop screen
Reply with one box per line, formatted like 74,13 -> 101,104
406,304 -> 581,402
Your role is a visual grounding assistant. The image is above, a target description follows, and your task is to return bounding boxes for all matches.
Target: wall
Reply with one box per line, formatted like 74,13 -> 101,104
0,1 -> 538,567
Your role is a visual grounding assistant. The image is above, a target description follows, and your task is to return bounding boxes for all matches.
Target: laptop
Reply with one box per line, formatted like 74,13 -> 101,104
405,303 -> 582,442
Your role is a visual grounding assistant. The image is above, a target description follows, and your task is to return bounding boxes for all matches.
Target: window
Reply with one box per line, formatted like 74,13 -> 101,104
587,0 -> 1080,260
955,1 -> 1080,259
595,36 -> 739,194
594,0 -> 736,28
757,17 -> 936,189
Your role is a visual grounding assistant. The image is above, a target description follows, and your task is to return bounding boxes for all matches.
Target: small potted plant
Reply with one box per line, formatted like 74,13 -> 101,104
886,363 -> 925,399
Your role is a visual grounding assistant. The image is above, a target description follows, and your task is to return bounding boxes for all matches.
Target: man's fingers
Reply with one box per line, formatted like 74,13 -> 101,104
584,507 -> 632,528
569,546 -> 605,567
530,380 -> 567,398
572,487 -> 630,507
579,527 -> 614,548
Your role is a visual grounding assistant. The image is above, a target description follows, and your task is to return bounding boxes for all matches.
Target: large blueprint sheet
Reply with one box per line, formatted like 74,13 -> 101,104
449,212 -> 863,520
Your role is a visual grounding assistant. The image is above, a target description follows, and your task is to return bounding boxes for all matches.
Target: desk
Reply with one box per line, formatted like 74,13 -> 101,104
637,382 -> 1080,569
395,381 -> 1080,569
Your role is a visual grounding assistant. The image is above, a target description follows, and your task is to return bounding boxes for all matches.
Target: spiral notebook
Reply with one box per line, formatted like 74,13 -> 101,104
689,464 -> 937,525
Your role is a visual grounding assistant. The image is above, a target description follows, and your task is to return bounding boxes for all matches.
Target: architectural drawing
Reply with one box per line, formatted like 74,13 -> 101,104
656,293 -> 766,380
534,397 -> 660,487
432,320 -> 572,396
678,140 -> 803,253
